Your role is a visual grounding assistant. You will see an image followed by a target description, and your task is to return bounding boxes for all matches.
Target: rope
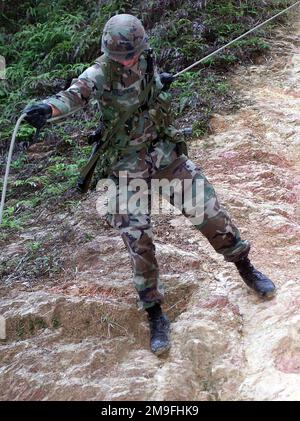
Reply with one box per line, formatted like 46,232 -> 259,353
0,107 -> 82,226
174,0 -> 300,78
0,113 -> 27,225
47,106 -> 82,122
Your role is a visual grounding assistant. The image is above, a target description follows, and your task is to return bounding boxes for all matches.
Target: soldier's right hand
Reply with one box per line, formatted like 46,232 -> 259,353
159,73 -> 174,91
23,103 -> 52,129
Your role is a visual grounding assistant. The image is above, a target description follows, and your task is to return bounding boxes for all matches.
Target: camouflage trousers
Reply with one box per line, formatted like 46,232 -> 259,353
106,138 -> 250,309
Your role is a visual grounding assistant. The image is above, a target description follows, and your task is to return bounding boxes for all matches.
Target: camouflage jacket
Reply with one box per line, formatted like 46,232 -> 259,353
44,51 -> 176,151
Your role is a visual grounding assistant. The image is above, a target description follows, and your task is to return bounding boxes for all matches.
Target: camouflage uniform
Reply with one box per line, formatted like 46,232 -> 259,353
43,17 -> 250,310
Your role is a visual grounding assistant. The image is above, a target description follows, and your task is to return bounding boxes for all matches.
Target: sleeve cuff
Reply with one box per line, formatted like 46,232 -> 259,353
42,97 -> 70,115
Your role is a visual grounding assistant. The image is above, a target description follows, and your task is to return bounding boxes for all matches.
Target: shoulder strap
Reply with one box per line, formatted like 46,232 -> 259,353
78,64 -> 155,186
94,54 -> 112,89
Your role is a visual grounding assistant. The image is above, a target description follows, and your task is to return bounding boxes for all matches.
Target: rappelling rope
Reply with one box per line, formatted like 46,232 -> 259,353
0,114 -> 27,226
174,0 -> 300,77
0,107 -> 82,225
1,1 -> 300,225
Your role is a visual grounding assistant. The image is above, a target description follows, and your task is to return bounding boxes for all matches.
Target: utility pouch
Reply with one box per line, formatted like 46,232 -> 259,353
177,127 -> 192,157
176,138 -> 188,157
163,126 -> 192,158
149,91 -> 173,134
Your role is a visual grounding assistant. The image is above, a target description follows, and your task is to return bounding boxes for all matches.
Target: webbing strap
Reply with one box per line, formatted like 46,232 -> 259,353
78,74 -> 155,181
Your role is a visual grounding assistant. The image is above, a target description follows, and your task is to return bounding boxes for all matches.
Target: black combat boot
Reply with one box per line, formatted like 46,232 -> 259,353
235,257 -> 276,298
146,303 -> 170,356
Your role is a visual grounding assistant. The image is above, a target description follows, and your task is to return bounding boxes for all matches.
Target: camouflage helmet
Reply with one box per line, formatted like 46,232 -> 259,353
101,14 -> 148,61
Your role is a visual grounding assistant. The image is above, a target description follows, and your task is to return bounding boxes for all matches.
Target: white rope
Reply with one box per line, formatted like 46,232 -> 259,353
0,107 -> 82,226
0,113 -> 27,225
174,0 -> 300,78
47,106 -> 82,122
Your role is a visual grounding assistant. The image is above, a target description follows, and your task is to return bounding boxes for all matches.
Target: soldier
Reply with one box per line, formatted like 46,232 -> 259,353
23,14 -> 276,356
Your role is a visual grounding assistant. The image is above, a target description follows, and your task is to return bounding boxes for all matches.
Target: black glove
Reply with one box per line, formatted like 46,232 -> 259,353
159,72 -> 174,91
23,103 -> 52,129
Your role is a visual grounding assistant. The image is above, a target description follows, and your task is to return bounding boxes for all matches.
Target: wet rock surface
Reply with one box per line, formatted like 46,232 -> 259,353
1,17 -> 300,400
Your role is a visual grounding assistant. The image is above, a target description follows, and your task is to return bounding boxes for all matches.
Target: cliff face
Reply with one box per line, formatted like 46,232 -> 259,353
0,15 -> 300,401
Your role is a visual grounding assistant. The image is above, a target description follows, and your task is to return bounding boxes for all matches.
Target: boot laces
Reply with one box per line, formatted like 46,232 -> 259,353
149,315 -> 168,338
237,257 -> 254,274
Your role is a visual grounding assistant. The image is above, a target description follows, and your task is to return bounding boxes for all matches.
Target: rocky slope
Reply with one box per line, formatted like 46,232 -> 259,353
0,13 -> 300,401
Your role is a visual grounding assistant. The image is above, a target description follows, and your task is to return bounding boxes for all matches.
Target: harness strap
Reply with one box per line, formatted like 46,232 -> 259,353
78,55 -> 155,190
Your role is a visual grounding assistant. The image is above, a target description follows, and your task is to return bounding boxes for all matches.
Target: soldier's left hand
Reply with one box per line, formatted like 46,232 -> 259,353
23,103 -> 52,129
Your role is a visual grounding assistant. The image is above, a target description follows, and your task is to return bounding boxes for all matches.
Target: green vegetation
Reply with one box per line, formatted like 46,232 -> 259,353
0,0 -> 295,279
0,233 -> 63,282
15,317 -> 48,339
28,317 -> 47,335
16,320 -> 25,339
51,318 -> 61,329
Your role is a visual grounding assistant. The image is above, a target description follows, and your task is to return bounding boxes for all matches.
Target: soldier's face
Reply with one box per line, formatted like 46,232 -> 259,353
115,54 -> 140,68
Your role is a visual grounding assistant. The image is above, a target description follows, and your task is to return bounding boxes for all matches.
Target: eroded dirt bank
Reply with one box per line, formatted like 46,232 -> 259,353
0,15 -> 300,401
